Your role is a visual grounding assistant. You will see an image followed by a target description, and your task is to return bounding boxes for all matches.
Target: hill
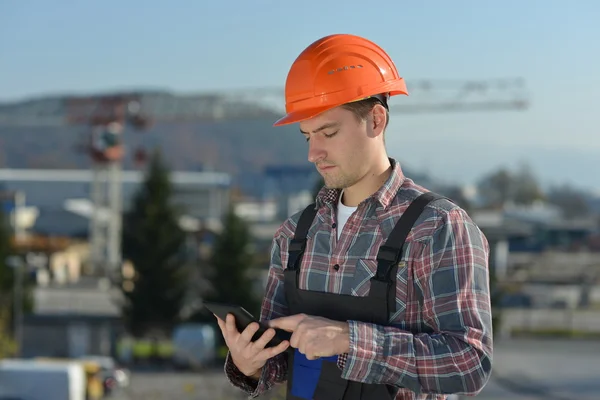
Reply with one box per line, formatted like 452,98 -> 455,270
0,92 -> 315,196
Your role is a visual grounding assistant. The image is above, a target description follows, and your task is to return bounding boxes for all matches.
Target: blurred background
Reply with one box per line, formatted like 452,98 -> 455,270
0,1 -> 599,399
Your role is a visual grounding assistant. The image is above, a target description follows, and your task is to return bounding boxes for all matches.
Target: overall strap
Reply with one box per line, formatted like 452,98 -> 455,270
370,192 -> 447,317
287,203 -> 318,271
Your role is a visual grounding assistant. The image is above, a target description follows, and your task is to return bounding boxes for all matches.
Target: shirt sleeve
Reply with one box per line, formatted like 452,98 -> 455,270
224,233 -> 291,397
339,206 -> 494,396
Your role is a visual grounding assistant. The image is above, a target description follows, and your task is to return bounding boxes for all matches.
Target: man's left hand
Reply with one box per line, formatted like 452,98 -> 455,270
268,314 -> 350,360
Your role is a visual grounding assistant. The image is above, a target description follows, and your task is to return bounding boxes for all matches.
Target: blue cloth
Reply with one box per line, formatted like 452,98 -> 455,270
290,349 -> 338,399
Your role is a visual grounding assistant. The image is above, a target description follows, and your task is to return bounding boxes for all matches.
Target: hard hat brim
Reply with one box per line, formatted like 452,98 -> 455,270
272,105 -> 334,127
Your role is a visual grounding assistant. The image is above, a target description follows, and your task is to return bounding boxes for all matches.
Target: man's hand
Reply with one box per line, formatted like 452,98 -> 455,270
215,313 -> 290,378
268,314 -> 350,360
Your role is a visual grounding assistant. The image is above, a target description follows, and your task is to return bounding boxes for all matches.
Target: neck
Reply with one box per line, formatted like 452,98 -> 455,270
341,157 -> 392,207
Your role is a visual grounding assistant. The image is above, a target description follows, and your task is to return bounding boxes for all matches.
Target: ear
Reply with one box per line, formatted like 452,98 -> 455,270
370,104 -> 387,138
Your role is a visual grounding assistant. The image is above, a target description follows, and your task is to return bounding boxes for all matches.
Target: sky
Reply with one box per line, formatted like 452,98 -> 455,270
1,0 -> 599,191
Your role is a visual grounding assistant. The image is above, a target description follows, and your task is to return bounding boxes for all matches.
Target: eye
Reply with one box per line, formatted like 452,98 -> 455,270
324,131 -> 338,138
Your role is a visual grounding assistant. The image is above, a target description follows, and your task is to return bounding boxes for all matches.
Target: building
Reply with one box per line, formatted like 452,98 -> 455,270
0,168 -> 232,236
0,168 -> 232,359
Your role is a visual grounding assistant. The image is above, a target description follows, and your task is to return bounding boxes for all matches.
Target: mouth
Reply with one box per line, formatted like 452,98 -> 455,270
317,164 -> 335,172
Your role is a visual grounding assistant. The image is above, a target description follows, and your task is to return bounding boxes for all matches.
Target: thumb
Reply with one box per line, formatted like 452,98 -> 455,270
268,314 -> 304,332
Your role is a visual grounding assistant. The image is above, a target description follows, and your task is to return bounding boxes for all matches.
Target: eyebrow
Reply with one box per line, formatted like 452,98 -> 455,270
300,122 -> 340,135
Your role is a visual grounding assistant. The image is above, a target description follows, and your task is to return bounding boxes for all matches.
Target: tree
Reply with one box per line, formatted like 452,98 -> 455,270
121,149 -> 189,337
0,208 -> 17,358
0,306 -> 17,359
478,168 -> 514,208
547,184 -> 591,219
478,164 -> 546,208
0,207 -> 13,294
204,205 -> 260,317
489,267 -> 504,338
512,163 -> 546,205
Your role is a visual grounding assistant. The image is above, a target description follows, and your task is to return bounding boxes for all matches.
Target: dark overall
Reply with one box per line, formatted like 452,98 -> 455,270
283,192 -> 444,400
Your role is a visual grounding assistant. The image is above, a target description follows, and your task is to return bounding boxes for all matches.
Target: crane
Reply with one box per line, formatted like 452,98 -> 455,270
0,78 -> 530,276
61,95 -> 150,278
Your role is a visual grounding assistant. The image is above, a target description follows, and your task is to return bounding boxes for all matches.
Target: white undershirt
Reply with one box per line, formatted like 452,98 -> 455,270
336,190 -> 357,239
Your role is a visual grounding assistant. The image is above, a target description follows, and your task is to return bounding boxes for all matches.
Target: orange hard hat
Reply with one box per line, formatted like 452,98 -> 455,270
273,34 -> 408,127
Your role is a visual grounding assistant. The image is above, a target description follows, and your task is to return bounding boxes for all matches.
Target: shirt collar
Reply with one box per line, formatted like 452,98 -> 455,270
315,157 -> 406,210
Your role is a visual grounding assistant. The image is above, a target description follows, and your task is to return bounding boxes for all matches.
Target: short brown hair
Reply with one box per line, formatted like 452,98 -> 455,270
341,97 -> 390,129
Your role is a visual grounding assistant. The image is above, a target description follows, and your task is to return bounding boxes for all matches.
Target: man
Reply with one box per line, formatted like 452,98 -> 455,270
215,33 -> 493,400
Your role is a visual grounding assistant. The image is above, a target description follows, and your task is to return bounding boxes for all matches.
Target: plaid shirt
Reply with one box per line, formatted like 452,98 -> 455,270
225,158 -> 493,399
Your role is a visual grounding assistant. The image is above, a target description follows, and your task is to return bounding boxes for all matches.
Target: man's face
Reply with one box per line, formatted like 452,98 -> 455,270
299,106 -> 377,190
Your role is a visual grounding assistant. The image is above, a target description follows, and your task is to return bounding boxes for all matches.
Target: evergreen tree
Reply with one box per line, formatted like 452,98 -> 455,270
0,305 -> 16,359
121,149 -> 189,336
0,207 -> 13,294
204,205 -> 260,317
513,163 -> 546,205
0,207 -> 16,358
547,184 -> 591,219
478,168 -> 514,208
489,267 -> 504,338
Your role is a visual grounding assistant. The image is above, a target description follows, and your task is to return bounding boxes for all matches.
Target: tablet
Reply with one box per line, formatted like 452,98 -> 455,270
203,301 -> 289,348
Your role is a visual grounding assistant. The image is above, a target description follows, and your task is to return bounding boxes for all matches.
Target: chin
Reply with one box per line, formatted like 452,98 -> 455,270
324,181 -> 345,190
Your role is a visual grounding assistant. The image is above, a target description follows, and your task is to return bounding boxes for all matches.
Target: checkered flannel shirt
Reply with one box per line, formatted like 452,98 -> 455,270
224,158 -> 493,399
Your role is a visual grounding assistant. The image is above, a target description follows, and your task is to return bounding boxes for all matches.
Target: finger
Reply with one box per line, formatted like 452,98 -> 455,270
225,313 -> 239,337
304,344 -> 317,360
289,331 -> 301,349
238,322 -> 261,346
252,328 -> 276,350
268,315 -> 300,332
298,337 -> 313,358
256,340 -> 290,361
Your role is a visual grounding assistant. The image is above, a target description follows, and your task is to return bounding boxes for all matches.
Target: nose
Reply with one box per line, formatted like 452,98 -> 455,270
307,137 -> 327,164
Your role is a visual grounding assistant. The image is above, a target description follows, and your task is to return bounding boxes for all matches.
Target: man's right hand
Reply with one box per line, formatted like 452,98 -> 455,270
216,313 -> 290,378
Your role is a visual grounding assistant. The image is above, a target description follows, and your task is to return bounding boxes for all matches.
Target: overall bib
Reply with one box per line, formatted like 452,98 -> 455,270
283,192 -> 444,400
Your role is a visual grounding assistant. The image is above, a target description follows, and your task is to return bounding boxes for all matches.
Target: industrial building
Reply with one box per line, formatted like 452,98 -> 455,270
0,168 -> 232,359
0,168 -> 232,237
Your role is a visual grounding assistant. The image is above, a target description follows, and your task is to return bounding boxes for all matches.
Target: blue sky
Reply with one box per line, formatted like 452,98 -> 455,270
1,0 -> 599,189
